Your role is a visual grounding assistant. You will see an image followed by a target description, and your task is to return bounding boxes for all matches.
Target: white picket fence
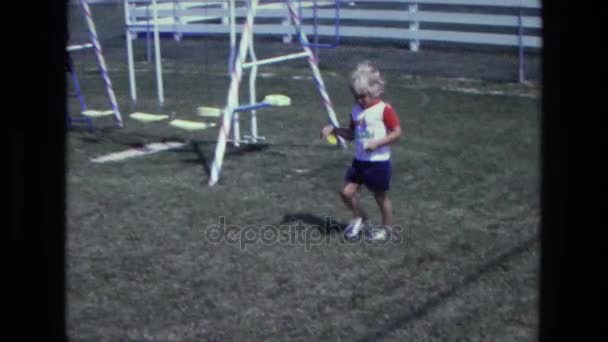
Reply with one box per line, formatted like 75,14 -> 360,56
122,0 -> 541,81
124,0 -> 541,48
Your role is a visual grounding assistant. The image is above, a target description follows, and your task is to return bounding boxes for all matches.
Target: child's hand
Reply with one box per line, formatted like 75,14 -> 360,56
320,125 -> 335,139
364,140 -> 380,151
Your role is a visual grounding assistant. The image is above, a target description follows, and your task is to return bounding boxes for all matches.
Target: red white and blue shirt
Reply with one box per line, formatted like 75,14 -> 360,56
350,100 -> 400,161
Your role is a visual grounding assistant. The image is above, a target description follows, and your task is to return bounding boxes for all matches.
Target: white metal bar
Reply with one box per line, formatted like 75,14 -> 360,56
129,23 -> 543,47
66,43 -> 94,51
417,29 -> 542,47
242,51 -> 309,68
133,7 -> 542,29
131,1 -> 224,11
124,0 -> 137,103
209,0 -> 260,186
152,0 -> 165,106
231,0 -> 241,146
248,32 -> 258,143
293,9 -> 542,28
132,15 -> 222,25
229,0 -> 236,74
131,8 -> 542,30
346,0 -> 541,8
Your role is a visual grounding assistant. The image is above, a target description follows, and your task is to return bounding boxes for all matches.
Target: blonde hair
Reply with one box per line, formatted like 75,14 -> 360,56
350,60 -> 385,98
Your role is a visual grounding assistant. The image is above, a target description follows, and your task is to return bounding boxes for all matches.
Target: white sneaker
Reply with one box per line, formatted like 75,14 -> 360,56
344,217 -> 364,240
365,227 -> 390,241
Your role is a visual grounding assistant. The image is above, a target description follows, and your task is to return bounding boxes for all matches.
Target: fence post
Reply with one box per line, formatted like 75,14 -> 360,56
229,0 -> 236,73
517,0 -> 525,83
409,2 -> 419,52
222,0 -> 229,25
283,17 -> 293,43
124,0 -> 137,104
151,0 -> 165,107
173,0 -> 183,42
146,4 -> 152,62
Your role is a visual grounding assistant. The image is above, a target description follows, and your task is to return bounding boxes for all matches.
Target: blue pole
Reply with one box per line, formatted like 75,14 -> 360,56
234,102 -> 271,113
298,0 -> 340,49
70,68 -> 87,112
67,65 -> 94,132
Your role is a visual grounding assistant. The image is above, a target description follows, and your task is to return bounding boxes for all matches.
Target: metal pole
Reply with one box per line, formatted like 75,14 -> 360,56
229,0 -> 236,74
67,55 -> 88,111
209,0 -> 260,186
248,37 -> 258,143
313,0 -> 319,61
152,0 -> 165,106
124,0 -> 137,103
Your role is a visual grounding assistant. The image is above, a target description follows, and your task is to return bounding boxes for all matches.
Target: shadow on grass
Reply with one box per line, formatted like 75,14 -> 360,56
280,213 -> 348,234
66,124 -> 94,134
177,142 -> 273,178
355,236 -> 538,342
76,125 -> 332,151
178,141 -> 211,177
176,141 -> 271,155
226,143 -> 270,156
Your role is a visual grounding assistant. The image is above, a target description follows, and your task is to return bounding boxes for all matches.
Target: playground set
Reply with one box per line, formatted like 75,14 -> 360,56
67,0 -> 345,186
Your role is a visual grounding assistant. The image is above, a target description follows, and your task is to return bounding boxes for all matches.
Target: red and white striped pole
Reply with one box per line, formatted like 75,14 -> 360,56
208,0 -> 259,187
285,0 -> 345,148
79,0 -> 123,127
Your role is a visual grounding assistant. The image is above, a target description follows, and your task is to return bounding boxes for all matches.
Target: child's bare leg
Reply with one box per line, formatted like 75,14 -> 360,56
340,182 -> 365,219
373,191 -> 393,228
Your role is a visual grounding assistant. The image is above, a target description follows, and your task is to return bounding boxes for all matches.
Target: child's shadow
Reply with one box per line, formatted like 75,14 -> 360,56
280,213 -> 348,234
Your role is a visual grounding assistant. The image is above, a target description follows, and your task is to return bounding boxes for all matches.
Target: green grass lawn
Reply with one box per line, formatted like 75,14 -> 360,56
66,4 -> 540,341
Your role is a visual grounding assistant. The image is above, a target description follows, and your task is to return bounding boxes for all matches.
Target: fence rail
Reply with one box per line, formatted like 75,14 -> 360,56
124,0 -> 541,48
122,0 -> 541,82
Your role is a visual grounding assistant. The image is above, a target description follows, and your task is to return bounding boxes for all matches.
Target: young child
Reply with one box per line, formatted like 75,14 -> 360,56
321,61 -> 402,240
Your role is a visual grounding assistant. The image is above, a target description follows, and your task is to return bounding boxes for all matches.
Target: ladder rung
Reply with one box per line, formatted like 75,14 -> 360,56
242,135 -> 266,141
66,43 -> 94,52
242,52 -> 309,69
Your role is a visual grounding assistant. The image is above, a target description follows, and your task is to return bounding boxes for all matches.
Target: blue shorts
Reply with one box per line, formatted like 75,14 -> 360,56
345,159 -> 392,192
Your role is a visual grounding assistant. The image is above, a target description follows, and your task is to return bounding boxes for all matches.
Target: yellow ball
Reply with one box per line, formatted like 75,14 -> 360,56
326,134 -> 337,145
